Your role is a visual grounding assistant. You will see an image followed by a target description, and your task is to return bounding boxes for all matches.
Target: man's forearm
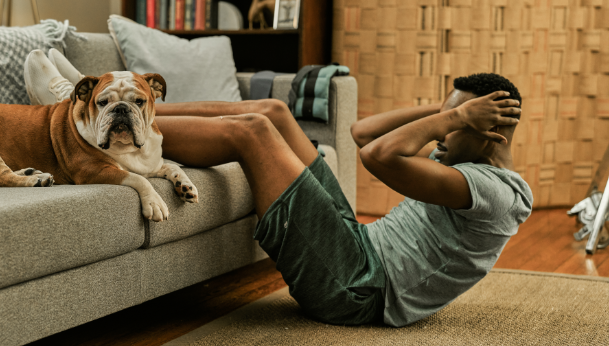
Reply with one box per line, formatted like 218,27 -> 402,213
361,108 -> 465,164
351,103 -> 442,148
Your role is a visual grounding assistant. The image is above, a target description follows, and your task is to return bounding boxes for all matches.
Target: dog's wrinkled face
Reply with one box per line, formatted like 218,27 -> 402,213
71,71 -> 166,155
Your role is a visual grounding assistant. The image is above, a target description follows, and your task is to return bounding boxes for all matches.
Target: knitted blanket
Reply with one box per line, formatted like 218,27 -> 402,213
0,20 -> 85,105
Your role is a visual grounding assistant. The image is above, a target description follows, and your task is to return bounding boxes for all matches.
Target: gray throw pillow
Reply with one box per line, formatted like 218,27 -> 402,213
108,15 -> 241,103
0,20 -> 82,105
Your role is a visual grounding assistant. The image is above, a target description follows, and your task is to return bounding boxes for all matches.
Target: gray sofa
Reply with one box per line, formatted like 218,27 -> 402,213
0,33 -> 358,346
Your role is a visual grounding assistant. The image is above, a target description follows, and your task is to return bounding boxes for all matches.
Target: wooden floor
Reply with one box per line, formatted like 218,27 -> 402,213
29,208 -> 609,346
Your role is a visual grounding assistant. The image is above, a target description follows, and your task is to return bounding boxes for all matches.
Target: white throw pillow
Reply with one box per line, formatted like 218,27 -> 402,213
108,15 -> 241,103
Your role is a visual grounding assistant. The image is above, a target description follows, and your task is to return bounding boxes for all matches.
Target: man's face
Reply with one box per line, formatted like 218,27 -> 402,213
434,89 -> 489,166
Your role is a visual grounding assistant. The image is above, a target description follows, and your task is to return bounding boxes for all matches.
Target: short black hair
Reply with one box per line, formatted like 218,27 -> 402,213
453,73 -> 522,119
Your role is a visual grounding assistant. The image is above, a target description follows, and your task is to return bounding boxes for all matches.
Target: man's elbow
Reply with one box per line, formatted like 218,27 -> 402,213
351,123 -> 372,148
360,144 -> 371,165
360,142 -> 390,170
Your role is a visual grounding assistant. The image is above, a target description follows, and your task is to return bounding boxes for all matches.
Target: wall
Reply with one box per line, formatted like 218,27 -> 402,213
333,0 -> 609,214
5,0 -> 121,33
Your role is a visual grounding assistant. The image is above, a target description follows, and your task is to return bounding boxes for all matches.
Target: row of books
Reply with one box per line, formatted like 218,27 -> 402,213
135,0 -> 219,31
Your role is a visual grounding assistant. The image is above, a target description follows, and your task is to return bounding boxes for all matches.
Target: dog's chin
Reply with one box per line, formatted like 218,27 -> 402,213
102,128 -> 140,153
108,139 -> 139,153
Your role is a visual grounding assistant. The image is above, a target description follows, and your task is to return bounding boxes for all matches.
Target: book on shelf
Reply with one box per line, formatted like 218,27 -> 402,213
206,0 -> 218,29
168,0 -> 176,30
146,0 -> 155,28
136,0 -> 146,25
175,0 -> 184,30
158,0 -> 168,29
184,0 -> 193,30
194,0 -> 205,30
140,0 -> 218,31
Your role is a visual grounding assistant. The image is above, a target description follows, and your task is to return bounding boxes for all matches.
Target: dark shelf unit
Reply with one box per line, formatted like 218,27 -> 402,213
121,0 -> 332,73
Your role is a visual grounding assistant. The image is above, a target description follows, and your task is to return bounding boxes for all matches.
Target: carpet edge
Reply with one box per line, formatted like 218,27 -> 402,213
490,268 -> 609,282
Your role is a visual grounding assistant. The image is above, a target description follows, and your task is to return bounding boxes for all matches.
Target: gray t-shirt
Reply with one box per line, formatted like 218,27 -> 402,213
366,150 -> 533,327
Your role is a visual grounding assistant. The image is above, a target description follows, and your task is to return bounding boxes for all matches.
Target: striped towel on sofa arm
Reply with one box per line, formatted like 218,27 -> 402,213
287,64 -> 350,124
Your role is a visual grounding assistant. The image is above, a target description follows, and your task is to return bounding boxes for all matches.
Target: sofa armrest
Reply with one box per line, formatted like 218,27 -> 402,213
235,72 -> 358,211
236,72 -> 255,100
330,76 -> 358,212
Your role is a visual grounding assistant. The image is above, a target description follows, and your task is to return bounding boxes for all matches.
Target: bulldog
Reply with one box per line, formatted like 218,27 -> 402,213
0,71 -> 198,222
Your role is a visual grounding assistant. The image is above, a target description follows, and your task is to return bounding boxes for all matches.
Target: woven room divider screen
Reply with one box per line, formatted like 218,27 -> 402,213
333,0 -> 609,215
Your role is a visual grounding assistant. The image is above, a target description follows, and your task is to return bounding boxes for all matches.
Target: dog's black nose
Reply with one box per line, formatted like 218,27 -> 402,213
113,104 -> 129,114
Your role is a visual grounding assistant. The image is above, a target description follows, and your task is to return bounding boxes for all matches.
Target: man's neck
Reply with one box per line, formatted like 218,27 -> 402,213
477,146 -> 515,170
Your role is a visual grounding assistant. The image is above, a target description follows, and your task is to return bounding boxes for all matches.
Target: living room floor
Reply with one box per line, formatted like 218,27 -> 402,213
29,208 -> 609,346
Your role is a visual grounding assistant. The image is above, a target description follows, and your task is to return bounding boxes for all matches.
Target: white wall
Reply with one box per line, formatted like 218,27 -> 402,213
5,0 -> 121,33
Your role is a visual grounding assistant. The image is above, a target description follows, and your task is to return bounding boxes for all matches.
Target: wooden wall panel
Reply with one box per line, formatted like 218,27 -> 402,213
333,0 -> 609,214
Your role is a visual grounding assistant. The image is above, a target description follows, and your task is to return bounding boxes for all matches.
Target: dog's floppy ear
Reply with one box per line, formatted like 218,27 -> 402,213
71,76 -> 100,105
142,73 -> 167,102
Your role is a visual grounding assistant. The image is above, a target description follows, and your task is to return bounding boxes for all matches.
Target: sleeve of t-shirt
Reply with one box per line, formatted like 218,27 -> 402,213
451,164 -> 516,222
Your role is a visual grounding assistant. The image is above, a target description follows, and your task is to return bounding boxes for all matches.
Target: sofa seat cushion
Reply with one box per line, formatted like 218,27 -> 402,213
0,185 -> 145,289
144,162 -> 254,248
146,151 -> 339,248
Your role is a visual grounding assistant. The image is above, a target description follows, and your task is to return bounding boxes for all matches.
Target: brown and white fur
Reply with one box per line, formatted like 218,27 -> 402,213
0,71 -> 198,222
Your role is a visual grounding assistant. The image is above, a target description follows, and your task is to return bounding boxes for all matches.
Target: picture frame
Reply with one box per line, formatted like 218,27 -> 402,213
273,0 -> 300,30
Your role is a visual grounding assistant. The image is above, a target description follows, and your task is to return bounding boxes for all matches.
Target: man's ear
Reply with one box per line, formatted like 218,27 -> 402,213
71,76 -> 100,105
142,73 -> 167,102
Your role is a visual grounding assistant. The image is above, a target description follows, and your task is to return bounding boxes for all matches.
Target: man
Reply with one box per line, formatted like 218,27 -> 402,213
351,74 -> 532,326
23,51 -> 531,327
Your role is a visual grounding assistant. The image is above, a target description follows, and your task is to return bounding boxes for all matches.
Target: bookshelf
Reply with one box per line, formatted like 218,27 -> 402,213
121,0 -> 332,73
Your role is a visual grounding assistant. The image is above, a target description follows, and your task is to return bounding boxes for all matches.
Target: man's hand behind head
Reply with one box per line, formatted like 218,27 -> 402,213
455,91 -> 521,145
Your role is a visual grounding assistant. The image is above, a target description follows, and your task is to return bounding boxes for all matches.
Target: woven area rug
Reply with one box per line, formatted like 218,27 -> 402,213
165,270 -> 609,346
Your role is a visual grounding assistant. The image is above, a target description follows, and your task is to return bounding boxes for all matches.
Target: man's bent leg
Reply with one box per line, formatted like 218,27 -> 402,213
156,113 -> 305,218
255,160 -> 386,325
156,99 -> 319,166
156,114 -> 385,324
157,99 -> 358,220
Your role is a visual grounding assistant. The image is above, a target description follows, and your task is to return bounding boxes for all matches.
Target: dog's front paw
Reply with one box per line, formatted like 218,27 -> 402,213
13,168 -> 54,187
174,180 -> 199,203
141,192 -> 169,222
32,173 -> 54,187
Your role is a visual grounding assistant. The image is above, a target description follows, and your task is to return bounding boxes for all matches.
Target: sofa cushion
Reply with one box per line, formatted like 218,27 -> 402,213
63,32 -> 126,77
0,185 -> 145,289
144,162 -> 254,248
144,152 -> 338,249
107,15 -> 242,104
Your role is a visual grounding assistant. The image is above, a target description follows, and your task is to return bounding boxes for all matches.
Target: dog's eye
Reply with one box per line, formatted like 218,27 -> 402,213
135,99 -> 145,106
97,99 -> 108,107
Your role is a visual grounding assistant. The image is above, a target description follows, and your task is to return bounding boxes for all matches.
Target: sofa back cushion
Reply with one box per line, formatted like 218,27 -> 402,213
63,32 -> 126,77
108,15 -> 242,103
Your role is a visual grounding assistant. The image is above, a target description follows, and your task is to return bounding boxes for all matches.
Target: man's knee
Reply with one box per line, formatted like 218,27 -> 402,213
234,113 -> 276,138
255,99 -> 290,119
253,99 -> 294,134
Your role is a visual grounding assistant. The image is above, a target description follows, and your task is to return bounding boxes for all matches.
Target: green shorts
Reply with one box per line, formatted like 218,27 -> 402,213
254,154 -> 386,325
